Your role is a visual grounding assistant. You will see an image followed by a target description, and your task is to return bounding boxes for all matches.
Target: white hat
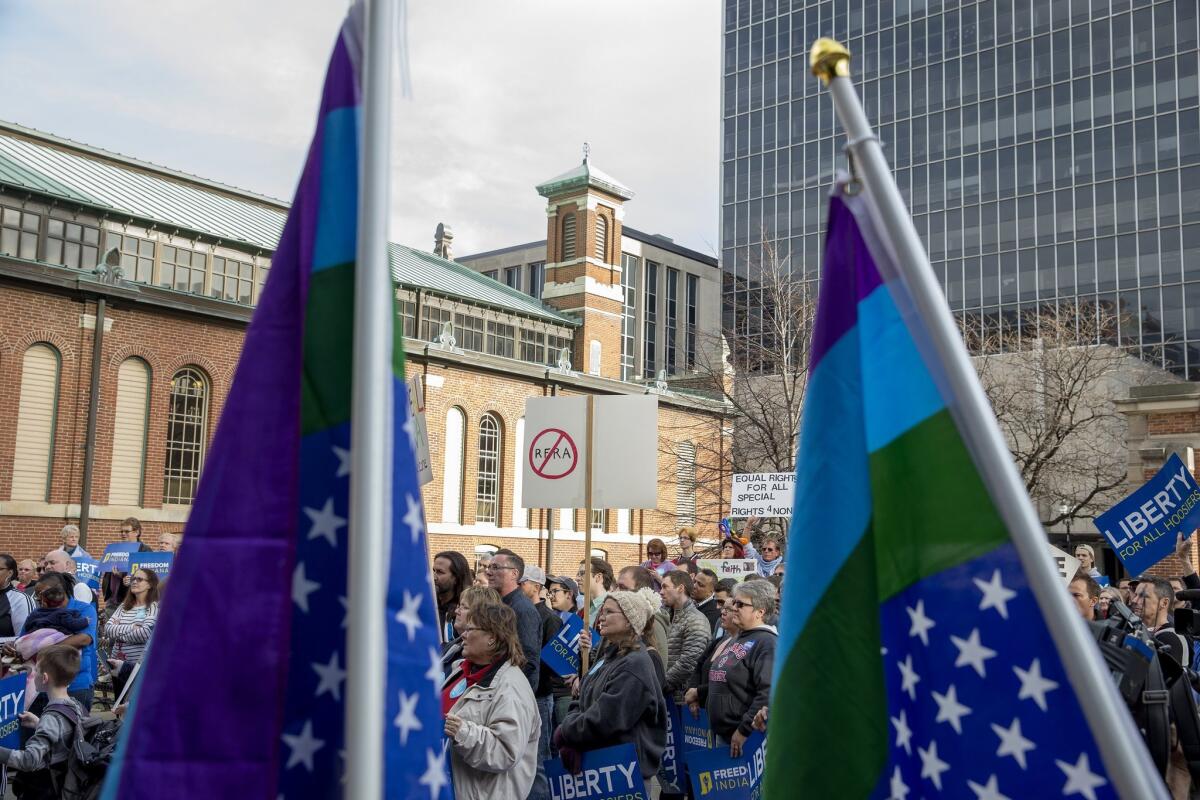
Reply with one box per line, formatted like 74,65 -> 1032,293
521,565 -> 547,586
606,588 -> 662,634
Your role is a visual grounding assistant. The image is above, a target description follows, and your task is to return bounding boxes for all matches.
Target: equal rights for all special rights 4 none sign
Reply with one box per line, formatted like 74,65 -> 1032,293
1095,452 -> 1200,575
730,472 -> 795,518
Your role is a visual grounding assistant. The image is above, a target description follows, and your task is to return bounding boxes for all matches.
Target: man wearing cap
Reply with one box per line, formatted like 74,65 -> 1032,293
1074,543 -> 1102,580
521,565 -> 563,800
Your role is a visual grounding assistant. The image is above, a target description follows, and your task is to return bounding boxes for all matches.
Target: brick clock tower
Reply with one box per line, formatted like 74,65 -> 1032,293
535,150 -> 633,380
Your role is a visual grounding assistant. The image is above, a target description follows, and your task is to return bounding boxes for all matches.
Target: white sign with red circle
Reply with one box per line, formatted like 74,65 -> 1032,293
522,397 -> 588,508
529,428 -> 579,479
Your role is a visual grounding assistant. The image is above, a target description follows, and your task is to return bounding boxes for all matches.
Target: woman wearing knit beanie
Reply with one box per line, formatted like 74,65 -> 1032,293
553,588 -> 668,781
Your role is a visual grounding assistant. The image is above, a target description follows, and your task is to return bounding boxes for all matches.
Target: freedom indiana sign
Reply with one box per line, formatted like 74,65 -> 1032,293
1094,452 -> 1200,575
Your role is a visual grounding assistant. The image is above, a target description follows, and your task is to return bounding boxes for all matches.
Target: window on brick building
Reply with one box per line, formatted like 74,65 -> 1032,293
0,205 -> 40,261
211,255 -> 254,305
442,406 -> 466,524
106,232 -> 155,284
476,413 -> 501,524
109,358 -> 151,507
520,329 -> 546,364
504,266 -> 521,290
420,306 -> 452,343
456,313 -> 484,352
11,344 -> 61,502
547,333 -> 572,368
595,215 -> 608,260
160,245 -> 207,295
675,442 -> 697,525
163,367 -> 209,505
45,217 -> 100,270
590,510 -> 607,531
562,214 -> 577,259
486,321 -> 515,359
512,416 -> 526,528
527,262 -> 545,299
399,299 -> 417,338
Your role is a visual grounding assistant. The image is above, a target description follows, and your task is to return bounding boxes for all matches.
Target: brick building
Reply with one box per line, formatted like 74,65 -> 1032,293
0,122 -> 731,574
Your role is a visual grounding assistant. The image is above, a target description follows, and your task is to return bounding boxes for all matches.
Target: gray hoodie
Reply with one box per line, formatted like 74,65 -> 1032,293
0,696 -> 83,772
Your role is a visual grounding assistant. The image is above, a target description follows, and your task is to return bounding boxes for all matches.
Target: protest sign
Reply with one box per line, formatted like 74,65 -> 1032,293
1094,452 -> 1200,576
730,473 -> 795,518
684,731 -> 767,800
661,697 -> 684,788
100,542 -> 141,572
1047,544 -> 1082,586
0,673 -> 25,748
698,559 -> 758,583
523,397 -> 588,508
680,706 -> 715,751
129,552 -> 174,580
545,743 -> 646,800
75,556 -> 101,590
406,374 -> 433,486
542,613 -> 585,677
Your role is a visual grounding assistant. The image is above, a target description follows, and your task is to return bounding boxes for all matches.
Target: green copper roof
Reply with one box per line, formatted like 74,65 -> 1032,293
0,122 -> 572,325
535,158 -> 634,200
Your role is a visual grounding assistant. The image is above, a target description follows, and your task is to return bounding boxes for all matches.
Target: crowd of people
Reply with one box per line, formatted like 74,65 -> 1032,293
0,519 -> 174,799
432,527 -> 787,800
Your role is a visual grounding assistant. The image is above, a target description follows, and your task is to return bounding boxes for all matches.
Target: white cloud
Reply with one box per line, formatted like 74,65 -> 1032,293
0,0 -> 718,256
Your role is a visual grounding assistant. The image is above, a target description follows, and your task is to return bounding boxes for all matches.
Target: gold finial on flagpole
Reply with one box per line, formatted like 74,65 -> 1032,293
810,38 -> 851,86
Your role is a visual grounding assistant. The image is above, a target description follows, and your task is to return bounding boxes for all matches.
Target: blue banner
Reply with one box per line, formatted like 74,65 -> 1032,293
0,673 -> 25,749
1094,452 -> 1200,576
545,743 -> 647,800
661,697 -> 683,788
100,542 -> 141,571
680,706 -> 714,752
129,552 -> 174,580
542,613 -> 585,677
75,557 -> 101,590
684,731 -> 767,800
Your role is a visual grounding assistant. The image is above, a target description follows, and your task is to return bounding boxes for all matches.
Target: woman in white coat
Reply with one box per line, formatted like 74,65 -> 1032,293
442,602 -> 540,800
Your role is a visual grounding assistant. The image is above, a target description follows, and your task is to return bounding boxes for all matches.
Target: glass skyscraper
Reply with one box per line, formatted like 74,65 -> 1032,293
721,0 -> 1200,378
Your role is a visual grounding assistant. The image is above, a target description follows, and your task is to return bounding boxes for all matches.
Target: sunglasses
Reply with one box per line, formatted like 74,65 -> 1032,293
730,599 -> 753,610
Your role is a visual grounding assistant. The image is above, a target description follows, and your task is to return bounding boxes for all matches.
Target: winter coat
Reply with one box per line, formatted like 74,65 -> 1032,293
558,645 -> 667,779
743,541 -> 783,578
445,659 -> 540,800
664,601 -> 711,696
706,626 -> 776,739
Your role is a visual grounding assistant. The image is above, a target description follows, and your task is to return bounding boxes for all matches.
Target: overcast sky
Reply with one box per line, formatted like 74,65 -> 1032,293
0,1 -> 720,257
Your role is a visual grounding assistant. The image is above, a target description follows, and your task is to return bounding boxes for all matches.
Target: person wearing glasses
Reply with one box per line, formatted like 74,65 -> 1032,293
640,538 -> 671,578
0,553 -> 33,647
442,603 -> 540,800
684,580 -> 744,718
705,580 -> 777,758
104,569 -> 159,665
741,520 -> 785,578
441,585 -> 503,678
485,549 -> 541,692
101,517 -> 151,614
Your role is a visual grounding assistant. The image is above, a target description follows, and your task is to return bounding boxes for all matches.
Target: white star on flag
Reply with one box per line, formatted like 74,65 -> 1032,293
426,647 -> 444,692
394,690 -> 423,746
312,651 -> 347,701
991,717 -> 1036,769
303,497 -> 346,547
1014,658 -> 1059,712
968,774 -> 1012,800
906,599 -> 936,646
281,719 -> 325,772
898,654 -> 921,701
889,764 -> 910,800
419,746 -> 450,800
292,562 -> 320,613
395,590 -> 424,641
402,415 -> 417,449
891,708 -> 913,755
1055,753 -> 1107,800
332,444 -> 351,478
932,684 -> 972,734
974,569 -> 1017,619
918,739 -> 951,790
403,493 -> 425,544
951,628 -> 997,677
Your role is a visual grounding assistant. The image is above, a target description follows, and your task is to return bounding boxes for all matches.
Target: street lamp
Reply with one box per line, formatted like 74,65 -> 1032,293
1059,502 -> 1072,549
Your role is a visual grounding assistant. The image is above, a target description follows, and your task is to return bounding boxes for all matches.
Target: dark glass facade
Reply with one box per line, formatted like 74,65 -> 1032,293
722,0 -> 1200,378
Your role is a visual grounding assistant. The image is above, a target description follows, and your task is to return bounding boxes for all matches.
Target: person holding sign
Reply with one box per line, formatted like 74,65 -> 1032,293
442,603 -> 540,800
706,580 -> 777,758
554,588 -> 668,782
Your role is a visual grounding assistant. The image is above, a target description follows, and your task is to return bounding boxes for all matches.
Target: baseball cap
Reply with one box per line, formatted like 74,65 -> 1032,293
521,565 -> 547,586
546,575 -> 579,596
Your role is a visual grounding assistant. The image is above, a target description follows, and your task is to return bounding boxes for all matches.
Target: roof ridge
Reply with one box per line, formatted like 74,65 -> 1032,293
0,120 -> 289,210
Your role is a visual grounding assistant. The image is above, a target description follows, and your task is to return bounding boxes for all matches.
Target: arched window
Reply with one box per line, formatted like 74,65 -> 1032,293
676,442 -> 697,526
163,367 -> 209,505
11,344 -> 61,501
441,406 -> 466,524
562,214 -> 577,260
595,215 -> 608,260
476,413 -> 502,524
511,416 -> 527,528
109,358 -> 151,506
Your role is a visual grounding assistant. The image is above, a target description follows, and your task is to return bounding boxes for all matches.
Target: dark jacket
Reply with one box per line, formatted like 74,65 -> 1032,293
558,645 -> 667,779
694,596 -> 721,635
502,588 -> 542,693
534,601 -> 564,699
705,626 -> 776,739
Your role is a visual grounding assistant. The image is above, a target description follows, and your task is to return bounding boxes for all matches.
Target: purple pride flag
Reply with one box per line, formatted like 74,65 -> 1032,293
102,8 -> 450,800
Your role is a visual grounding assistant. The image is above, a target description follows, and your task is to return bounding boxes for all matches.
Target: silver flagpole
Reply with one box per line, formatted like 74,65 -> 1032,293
346,0 -> 397,797
810,38 -> 1167,799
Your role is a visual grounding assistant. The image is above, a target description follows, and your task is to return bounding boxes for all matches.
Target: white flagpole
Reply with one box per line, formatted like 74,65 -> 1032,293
809,38 -> 1167,799
346,0 -> 397,797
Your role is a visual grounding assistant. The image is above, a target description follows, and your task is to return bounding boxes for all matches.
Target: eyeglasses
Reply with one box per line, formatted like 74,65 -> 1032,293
762,547 -> 780,554
120,529 -> 135,535
130,577 -> 147,584
485,564 -> 517,573
548,587 -> 569,595
730,599 -> 753,610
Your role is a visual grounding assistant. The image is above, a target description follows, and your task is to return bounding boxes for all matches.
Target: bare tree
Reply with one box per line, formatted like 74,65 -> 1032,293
962,302 -> 1168,527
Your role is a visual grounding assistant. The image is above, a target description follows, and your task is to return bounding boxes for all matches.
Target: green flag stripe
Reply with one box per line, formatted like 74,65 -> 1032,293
870,409 -> 1009,602
301,263 -> 354,434
764,529 -> 887,797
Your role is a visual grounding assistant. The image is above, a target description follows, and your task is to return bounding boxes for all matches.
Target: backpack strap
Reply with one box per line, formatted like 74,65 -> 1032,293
1143,652 -> 1171,777
43,704 -> 82,795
